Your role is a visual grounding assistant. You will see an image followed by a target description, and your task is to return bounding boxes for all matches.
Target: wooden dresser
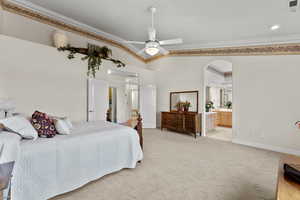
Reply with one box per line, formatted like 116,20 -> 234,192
161,112 -> 200,138
276,155 -> 300,200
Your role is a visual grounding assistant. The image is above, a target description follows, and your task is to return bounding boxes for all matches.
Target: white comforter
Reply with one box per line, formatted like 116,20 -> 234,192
11,121 -> 143,200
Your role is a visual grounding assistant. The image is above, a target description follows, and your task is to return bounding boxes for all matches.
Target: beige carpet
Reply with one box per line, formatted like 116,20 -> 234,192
207,127 -> 233,141
52,129 -> 282,200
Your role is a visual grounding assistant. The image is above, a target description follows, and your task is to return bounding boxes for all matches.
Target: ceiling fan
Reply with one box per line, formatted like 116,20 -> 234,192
123,7 -> 183,56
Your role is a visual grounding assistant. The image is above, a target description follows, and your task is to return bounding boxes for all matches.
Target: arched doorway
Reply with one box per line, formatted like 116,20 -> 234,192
202,60 -> 233,142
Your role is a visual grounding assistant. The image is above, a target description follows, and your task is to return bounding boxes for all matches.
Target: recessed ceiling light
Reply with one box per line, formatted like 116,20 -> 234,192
270,24 -> 280,31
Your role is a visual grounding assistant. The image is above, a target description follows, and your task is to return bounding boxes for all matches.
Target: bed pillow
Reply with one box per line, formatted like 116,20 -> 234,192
31,111 -> 57,138
0,116 -> 38,140
55,119 -> 71,135
64,118 -> 73,129
50,116 -> 73,129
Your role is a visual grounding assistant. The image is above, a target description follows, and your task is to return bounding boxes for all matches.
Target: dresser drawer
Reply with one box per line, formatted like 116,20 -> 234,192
161,112 -> 199,137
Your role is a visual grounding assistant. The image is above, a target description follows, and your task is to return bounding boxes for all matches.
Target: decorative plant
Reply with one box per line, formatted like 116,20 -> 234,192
175,101 -> 185,112
183,101 -> 191,112
225,101 -> 232,109
58,43 -> 125,78
205,101 -> 214,112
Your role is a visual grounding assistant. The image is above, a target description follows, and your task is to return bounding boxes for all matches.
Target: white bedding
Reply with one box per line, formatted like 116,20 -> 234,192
11,121 -> 143,200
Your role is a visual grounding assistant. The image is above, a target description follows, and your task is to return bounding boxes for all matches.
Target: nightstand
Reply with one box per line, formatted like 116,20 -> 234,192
0,162 -> 15,200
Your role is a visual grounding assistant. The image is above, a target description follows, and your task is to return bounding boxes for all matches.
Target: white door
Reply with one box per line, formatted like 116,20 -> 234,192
87,78 -> 109,121
140,85 -> 156,128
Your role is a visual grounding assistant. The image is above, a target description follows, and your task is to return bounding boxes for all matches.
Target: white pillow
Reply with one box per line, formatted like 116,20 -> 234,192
0,116 -> 38,140
64,118 -> 73,129
55,119 -> 71,135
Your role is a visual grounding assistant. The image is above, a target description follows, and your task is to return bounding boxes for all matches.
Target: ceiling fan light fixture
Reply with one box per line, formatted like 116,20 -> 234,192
145,47 -> 159,56
270,24 -> 280,31
123,7 -> 182,57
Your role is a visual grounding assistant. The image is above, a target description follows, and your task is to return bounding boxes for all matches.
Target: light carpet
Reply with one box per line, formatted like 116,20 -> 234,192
207,127 -> 233,141
52,129 -> 282,200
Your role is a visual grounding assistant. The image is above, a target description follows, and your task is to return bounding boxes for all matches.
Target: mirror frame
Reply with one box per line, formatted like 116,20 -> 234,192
170,90 -> 199,113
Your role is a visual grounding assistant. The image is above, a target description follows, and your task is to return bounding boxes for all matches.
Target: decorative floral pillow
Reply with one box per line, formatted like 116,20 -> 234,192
31,111 -> 57,138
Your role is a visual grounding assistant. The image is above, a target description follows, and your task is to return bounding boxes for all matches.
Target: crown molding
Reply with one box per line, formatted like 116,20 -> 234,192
1,0 -> 147,62
169,43 -> 300,57
2,0 -> 300,64
166,34 -> 300,50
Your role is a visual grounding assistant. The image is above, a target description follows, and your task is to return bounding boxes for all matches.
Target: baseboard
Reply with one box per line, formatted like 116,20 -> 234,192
232,139 -> 300,156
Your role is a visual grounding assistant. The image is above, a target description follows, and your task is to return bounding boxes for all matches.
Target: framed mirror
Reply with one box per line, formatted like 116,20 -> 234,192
170,91 -> 198,113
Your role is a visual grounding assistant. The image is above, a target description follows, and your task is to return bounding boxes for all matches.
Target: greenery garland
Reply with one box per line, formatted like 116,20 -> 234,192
58,43 -> 125,77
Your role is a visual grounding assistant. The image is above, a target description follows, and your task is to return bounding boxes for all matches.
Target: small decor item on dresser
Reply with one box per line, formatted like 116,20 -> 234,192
284,164 -> 300,184
183,101 -> 191,112
31,111 -> 57,138
205,101 -> 214,112
225,101 -> 232,109
175,101 -> 185,112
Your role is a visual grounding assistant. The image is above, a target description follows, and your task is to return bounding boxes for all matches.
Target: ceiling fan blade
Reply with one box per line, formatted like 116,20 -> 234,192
137,48 -> 146,55
148,27 -> 156,41
123,41 -> 145,45
159,38 -> 183,45
158,46 -> 169,55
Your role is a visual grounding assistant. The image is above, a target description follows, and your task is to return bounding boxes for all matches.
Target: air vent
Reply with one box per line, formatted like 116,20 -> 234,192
289,0 -> 298,12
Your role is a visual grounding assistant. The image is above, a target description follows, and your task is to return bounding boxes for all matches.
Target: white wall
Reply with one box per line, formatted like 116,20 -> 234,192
232,56 -> 300,155
151,55 -> 300,155
0,35 -> 87,121
0,34 -> 154,121
0,10 -> 155,122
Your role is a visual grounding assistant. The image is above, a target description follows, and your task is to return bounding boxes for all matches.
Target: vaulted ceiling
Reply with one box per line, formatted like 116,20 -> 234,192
3,0 -> 300,61
17,0 -> 300,49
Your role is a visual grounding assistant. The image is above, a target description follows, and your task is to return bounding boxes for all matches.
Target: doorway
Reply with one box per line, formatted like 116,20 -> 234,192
108,87 -> 117,122
202,60 -> 233,142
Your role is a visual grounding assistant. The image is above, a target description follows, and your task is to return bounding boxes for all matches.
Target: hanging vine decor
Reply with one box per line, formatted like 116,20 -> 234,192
58,43 -> 125,77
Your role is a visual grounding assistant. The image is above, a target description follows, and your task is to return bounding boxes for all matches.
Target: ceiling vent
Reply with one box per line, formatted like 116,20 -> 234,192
289,0 -> 298,12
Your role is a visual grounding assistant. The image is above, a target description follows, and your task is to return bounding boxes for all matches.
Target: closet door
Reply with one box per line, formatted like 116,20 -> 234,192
140,85 -> 156,128
87,78 -> 109,121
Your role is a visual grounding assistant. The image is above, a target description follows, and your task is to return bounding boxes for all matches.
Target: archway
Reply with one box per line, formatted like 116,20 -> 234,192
202,60 -> 233,142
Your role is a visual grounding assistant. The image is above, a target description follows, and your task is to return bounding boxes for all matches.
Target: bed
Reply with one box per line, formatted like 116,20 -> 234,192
10,120 -> 143,200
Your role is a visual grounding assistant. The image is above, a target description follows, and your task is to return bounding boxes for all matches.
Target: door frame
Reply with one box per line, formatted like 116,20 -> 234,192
202,60 -> 234,138
87,78 -> 109,121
